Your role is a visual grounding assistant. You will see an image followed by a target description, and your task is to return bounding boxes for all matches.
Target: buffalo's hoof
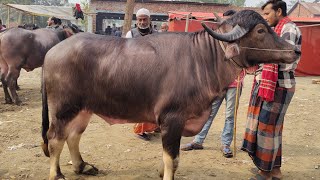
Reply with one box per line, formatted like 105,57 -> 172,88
76,162 -> 99,175
49,174 -> 65,180
5,99 -> 13,104
14,99 -> 22,106
41,142 -> 50,157
158,162 -> 164,178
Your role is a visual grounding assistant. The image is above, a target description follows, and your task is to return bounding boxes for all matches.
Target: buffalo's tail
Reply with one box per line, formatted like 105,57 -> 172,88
41,67 -> 50,157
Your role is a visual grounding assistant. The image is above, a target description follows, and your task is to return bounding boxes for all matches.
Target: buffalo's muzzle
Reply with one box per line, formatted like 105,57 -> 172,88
294,48 -> 301,55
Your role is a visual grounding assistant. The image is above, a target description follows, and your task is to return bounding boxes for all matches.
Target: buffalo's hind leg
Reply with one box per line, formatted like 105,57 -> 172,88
47,123 -> 67,180
159,112 -> 185,180
6,67 -> 21,105
1,79 -> 13,104
47,110 -> 97,180
66,111 -> 99,175
0,66 -> 13,104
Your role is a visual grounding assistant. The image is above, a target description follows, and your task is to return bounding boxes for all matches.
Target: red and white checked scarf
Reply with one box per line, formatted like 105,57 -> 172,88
258,17 -> 291,102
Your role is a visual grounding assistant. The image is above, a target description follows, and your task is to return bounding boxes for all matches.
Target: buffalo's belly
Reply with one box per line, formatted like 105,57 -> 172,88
96,114 -> 155,125
182,109 -> 211,137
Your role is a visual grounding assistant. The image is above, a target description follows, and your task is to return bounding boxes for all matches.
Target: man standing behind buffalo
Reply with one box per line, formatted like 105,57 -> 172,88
126,8 -> 158,140
125,8 -> 157,38
46,16 -> 62,30
241,1 -> 302,179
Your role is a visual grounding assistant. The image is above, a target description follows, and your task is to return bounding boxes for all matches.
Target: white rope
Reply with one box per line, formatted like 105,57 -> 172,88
297,24 -> 320,28
239,47 -> 294,52
190,18 -> 320,28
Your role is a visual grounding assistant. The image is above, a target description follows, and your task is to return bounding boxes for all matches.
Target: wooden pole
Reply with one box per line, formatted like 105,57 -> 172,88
7,7 -> 10,28
233,75 -> 241,158
122,0 -> 135,37
185,13 -> 191,32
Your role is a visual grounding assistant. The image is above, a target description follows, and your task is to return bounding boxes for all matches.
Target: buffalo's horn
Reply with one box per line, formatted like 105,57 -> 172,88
202,22 -> 248,42
213,13 -> 222,22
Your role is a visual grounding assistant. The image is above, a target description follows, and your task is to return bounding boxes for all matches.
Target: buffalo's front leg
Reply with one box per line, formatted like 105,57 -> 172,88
15,80 -> 20,91
159,112 -> 184,180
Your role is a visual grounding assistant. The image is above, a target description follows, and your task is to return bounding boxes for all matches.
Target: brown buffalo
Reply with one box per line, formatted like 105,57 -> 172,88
41,10 -> 300,180
0,24 -> 80,105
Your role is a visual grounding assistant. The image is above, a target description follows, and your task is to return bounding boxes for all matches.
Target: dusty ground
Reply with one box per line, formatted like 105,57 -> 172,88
0,68 -> 319,180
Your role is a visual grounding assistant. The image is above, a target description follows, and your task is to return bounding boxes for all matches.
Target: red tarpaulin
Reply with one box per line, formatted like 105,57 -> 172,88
168,12 -> 320,76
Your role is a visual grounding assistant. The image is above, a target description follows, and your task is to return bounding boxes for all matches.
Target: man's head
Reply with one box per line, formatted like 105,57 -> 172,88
160,22 -> 169,32
136,8 -> 151,30
47,16 -> 60,26
223,10 -> 237,17
262,0 -> 287,27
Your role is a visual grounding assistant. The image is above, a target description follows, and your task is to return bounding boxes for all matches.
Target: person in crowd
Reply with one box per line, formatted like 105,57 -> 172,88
105,25 -> 112,35
114,27 -> 122,37
0,19 -> 6,31
126,8 -> 158,140
46,16 -> 63,30
158,22 -> 169,32
180,10 -> 246,158
241,1 -> 302,179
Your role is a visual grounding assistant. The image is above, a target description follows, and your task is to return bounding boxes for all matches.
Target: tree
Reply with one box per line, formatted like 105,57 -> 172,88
123,0 -> 135,37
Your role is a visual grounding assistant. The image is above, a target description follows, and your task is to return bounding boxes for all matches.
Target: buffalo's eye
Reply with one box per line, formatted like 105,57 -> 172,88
257,29 -> 265,34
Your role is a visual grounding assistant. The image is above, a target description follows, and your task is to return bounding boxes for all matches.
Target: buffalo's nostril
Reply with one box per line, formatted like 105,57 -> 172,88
294,48 -> 301,55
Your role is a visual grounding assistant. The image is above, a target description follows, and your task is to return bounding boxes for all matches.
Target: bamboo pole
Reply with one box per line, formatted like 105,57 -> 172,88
233,75 -> 241,158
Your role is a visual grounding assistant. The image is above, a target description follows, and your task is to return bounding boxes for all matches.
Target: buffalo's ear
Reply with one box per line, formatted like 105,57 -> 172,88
225,43 -> 240,59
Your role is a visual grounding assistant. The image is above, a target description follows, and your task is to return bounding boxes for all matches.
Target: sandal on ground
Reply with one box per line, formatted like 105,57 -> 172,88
180,142 -> 203,151
221,146 -> 233,158
136,133 -> 151,141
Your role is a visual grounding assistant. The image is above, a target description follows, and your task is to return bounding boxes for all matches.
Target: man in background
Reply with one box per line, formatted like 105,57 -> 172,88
126,8 -> 158,140
46,16 -> 62,30
158,22 -> 169,32
125,8 -> 157,38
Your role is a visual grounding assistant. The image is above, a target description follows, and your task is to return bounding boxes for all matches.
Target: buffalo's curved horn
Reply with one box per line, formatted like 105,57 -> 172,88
201,22 -> 248,42
213,13 -> 222,22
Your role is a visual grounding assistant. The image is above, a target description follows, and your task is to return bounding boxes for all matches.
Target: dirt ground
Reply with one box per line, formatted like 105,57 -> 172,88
0,68 -> 319,180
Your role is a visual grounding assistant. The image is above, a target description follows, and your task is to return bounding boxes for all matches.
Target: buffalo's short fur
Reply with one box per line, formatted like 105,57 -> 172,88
41,10 -> 300,180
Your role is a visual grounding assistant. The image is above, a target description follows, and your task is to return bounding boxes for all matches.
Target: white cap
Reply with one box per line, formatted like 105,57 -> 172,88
136,8 -> 150,17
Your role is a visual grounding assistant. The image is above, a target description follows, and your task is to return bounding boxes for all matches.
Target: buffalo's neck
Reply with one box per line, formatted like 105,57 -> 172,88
55,30 -> 67,41
192,31 -> 242,98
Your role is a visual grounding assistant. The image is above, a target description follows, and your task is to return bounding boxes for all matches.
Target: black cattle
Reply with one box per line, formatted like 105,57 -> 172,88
41,10 -> 300,180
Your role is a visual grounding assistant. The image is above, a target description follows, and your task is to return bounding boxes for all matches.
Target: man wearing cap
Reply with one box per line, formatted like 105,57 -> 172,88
127,8 -> 158,140
125,8 -> 157,38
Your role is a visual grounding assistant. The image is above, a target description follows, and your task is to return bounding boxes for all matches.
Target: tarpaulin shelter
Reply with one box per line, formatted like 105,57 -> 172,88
168,11 -> 320,76
168,11 -> 222,32
5,4 -> 75,21
291,17 -> 320,76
